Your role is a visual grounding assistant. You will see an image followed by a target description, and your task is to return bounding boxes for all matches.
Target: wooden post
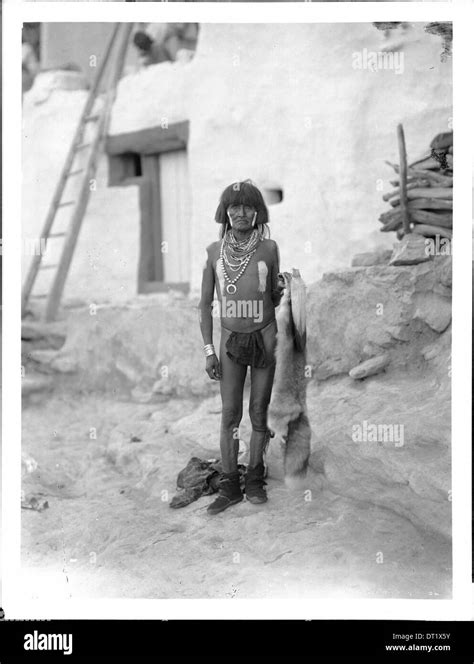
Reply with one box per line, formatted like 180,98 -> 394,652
397,123 -> 411,235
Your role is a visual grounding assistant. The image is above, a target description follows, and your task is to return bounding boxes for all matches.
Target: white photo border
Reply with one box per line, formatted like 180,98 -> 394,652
2,0 -> 471,620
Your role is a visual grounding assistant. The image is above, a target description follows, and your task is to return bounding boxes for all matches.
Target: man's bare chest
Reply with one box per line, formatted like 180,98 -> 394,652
213,245 -> 273,297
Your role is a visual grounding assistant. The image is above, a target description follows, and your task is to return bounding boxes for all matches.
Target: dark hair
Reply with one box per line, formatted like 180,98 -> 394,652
133,31 -> 153,53
215,180 -> 270,239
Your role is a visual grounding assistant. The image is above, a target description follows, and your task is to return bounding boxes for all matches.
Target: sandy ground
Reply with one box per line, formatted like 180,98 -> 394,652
20,390 -> 451,601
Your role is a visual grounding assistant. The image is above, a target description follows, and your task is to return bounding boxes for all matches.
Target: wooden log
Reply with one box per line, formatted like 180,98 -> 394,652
380,210 -> 451,233
387,161 -> 452,185
380,209 -> 402,232
389,197 -> 453,211
412,224 -> 452,239
409,197 -> 452,211
382,181 -> 428,202
385,160 -> 398,173
408,155 -> 441,171
407,187 -> 452,200
379,207 -> 401,224
397,124 -> 410,234
407,169 -> 453,187
380,220 -> 402,233
389,178 -> 430,189
410,209 -> 452,227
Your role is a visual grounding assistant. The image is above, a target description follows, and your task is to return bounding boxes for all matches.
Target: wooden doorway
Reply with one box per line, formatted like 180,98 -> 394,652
139,150 -> 191,293
106,121 -> 191,294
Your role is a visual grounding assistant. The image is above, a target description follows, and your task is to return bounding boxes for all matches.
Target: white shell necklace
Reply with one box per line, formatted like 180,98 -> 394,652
220,230 -> 261,294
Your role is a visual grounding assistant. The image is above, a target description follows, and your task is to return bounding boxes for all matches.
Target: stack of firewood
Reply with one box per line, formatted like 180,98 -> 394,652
379,131 -> 453,241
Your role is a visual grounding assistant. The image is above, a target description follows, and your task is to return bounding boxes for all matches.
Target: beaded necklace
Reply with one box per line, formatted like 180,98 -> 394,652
220,229 -> 261,294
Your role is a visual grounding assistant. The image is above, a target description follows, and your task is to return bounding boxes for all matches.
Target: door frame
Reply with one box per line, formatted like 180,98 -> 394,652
106,121 -> 190,294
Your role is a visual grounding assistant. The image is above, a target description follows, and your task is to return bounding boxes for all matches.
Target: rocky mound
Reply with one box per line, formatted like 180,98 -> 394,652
304,253 -> 451,539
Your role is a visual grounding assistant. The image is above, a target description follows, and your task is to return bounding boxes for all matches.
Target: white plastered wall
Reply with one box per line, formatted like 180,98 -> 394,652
22,22 -> 452,304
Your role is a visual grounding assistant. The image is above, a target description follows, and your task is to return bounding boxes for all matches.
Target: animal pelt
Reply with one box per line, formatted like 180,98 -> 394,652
268,271 -> 311,483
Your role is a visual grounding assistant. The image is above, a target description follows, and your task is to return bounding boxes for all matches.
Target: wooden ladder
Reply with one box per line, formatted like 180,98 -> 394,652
21,23 -> 134,321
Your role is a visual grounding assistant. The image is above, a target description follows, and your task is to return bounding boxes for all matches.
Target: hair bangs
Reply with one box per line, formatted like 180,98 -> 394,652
223,182 -> 263,210
214,180 -> 270,230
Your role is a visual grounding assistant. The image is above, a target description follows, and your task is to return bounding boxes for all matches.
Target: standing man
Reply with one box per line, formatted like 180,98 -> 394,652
199,180 -> 284,515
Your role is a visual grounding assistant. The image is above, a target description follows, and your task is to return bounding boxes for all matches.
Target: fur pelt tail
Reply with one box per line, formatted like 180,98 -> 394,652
268,270 -> 311,481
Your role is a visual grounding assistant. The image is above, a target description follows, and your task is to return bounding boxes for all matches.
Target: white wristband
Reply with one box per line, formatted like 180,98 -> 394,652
204,344 -> 216,357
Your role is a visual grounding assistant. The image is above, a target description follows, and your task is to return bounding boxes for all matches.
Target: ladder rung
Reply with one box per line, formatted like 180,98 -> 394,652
39,264 -> 58,270
58,201 -> 75,208
68,169 -> 84,177
85,114 -> 100,123
75,143 -> 91,151
49,232 -> 66,238
31,294 -> 48,299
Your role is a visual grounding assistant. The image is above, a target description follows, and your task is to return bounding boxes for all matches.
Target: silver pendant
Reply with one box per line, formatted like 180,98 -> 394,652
226,284 -> 237,295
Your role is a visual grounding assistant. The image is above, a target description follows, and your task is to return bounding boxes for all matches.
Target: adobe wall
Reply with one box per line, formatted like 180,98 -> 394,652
22,23 -> 452,305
